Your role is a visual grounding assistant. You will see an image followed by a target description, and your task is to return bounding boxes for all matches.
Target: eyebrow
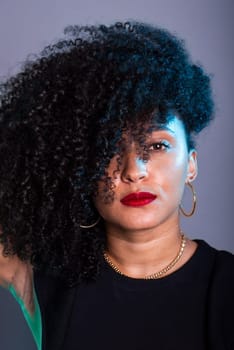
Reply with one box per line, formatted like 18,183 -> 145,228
152,125 -> 175,135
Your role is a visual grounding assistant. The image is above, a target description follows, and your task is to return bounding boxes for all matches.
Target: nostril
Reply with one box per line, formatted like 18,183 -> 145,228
122,171 -> 147,183
120,152 -> 148,183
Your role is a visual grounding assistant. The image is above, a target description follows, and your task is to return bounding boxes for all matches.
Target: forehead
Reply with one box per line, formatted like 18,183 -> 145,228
122,113 -> 186,140
155,114 -> 186,136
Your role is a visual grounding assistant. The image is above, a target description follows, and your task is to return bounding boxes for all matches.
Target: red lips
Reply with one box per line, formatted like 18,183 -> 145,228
120,192 -> 157,207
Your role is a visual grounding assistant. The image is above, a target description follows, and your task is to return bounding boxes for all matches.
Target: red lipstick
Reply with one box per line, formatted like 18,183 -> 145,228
120,192 -> 157,207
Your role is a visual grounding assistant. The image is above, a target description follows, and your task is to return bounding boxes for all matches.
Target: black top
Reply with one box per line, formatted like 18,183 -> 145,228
35,240 -> 234,350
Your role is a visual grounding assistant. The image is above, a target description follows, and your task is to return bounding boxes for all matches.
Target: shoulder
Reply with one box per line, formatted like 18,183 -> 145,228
196,239 -> 234,287
195,239 -> 234,267
201,240 -> 234,280
213,248 -> 234,279
209,245 -> 234,303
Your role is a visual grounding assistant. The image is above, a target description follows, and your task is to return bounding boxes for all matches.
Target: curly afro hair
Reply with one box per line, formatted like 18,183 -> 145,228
0,21 -> 214,285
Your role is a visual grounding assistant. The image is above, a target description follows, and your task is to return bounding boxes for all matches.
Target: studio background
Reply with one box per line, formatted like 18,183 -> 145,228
0,0 -> 233,348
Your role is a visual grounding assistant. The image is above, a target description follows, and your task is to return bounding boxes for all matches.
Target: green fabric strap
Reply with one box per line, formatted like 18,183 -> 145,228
8,284 -> 42,350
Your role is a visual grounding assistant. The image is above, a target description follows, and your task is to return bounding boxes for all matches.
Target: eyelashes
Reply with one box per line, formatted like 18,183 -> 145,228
147,141 -> 170,152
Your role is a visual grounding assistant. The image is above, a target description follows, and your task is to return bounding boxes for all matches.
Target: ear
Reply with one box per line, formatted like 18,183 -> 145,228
186,149 -> 198,182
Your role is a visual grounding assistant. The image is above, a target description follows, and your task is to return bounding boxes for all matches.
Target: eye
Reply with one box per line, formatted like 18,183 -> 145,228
148,141 -> 170,152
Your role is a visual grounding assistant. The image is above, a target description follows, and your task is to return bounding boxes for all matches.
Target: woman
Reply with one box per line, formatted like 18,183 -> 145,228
0,22 -> 233,350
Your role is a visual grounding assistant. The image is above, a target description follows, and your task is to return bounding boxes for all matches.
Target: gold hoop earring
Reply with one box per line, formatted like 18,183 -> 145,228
179,182 -> 197,217
80,217 -> 101,229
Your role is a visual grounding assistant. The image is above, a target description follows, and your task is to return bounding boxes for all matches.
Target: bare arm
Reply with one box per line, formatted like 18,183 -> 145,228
0,243 -> 35,315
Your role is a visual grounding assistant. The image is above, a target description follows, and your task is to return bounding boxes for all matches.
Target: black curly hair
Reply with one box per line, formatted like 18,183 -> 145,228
0,21 -> 214,285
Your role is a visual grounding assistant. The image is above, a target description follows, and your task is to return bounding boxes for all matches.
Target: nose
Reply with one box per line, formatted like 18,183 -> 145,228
120,152 -> 148,183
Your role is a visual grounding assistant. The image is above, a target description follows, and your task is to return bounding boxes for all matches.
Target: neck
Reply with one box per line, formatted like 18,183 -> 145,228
105,221 -> 185,278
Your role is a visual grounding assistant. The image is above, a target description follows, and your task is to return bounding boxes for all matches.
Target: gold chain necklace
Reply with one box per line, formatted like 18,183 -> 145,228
103,234 -> 186,279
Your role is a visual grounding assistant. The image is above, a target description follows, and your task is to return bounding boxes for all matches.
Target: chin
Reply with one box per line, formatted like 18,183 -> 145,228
116,218 -> 158,231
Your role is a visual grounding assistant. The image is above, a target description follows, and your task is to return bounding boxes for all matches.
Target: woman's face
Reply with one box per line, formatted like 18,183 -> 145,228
94,115 -> 197,233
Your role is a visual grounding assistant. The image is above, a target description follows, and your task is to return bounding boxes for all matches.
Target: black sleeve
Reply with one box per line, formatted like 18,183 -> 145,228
207,250 -> 234,350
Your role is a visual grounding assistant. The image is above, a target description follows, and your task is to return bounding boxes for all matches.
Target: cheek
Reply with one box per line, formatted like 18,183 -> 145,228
169,156 -> 188,182
94,198 -> 118,223
151,153 -> 188,193
93,185 -> 116,218
93,194 -> 106,218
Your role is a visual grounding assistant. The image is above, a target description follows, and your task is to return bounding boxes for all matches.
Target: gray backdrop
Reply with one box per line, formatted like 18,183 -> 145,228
0,0 -> 233,349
